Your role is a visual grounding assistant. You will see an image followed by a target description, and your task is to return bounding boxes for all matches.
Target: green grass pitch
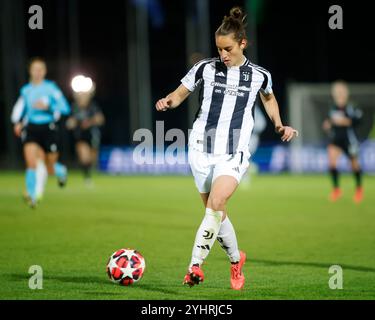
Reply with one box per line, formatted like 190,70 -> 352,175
0,171 -> 374,300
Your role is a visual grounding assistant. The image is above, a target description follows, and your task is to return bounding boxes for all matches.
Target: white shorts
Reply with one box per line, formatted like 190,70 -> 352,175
188,148 -> 250,193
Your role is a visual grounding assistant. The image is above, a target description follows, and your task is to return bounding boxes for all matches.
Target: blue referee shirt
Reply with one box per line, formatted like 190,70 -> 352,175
11,80 -> 70,125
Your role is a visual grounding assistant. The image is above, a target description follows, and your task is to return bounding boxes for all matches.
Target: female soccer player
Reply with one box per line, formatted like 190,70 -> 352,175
66,82 -> 105,184
323,80 -> 363,203
155,7 -> 298,290
11,57 -> 70,207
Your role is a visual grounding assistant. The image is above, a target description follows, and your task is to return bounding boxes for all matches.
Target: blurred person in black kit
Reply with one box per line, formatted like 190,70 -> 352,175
323,80 -> 364,203
66,80 -> 105,184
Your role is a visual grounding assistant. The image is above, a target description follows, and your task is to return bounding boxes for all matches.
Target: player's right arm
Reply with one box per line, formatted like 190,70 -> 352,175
11,95 -> 26,137
156,59 -> 209,112
322,119 -> 332,131
155,84 -> 191,111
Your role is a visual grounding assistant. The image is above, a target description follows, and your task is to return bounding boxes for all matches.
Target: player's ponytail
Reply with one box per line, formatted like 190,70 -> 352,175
215,6 -> 248,44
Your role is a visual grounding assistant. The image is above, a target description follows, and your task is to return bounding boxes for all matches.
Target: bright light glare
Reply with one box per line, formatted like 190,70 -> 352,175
71,75 -> 93,93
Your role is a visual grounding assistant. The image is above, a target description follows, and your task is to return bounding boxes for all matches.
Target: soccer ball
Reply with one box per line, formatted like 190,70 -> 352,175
106,248 -> 146,286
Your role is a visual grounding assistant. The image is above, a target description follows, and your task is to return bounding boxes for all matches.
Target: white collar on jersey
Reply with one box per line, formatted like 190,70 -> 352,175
226,55 -> 248,69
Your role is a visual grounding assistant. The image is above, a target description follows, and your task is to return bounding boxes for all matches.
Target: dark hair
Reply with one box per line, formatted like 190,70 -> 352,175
28,56 -> 46,70
215,7 -> 247,44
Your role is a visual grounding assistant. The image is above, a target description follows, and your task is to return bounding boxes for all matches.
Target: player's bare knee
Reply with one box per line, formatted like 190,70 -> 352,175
208,195 -> 226,211
25,157 -> 37,169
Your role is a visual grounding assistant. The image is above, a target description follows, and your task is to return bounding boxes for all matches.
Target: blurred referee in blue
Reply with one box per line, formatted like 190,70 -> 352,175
11,57 -> 70,208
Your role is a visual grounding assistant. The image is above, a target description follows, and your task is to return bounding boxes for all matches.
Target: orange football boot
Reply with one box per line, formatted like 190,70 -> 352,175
230,251 -> 246,290
329,188 -> 342,202
183,264 -> 204,287
353,187 -> 364,203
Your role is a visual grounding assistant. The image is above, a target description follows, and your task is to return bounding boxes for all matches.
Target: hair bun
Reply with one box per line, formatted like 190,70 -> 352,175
216,6 -> 248,43
229,7 -> 245,21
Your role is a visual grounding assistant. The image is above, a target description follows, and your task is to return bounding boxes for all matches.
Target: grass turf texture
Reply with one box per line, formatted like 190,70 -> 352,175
0,171 -> 374,300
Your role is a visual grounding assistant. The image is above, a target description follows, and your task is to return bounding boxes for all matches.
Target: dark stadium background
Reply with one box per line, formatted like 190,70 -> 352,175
1,0 -> 375,303
0,0 -> 373,167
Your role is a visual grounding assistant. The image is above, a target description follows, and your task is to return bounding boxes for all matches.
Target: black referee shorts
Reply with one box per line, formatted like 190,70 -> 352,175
21,123 -> 59,153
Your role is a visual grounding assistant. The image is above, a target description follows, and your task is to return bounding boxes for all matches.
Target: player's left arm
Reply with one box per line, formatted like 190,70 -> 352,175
349,107 -> 363,127
91,104 -> 105,126
50,83 -> 71,118
91,112 -> 105,127
260,92 -> 299,142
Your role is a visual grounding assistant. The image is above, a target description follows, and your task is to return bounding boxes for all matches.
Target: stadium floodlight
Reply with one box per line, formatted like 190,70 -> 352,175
71,75 -> 93,93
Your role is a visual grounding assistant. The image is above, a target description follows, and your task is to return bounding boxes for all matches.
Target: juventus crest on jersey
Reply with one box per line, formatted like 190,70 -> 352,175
181,57 -> 273,155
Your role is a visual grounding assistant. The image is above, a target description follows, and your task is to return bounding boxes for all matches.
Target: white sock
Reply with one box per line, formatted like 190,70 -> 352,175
189,208 -> 223,268
217,216 -> 241,263
36,160 -> 48,199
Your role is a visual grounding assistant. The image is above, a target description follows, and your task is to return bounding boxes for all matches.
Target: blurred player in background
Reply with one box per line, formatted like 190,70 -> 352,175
156,7 -> 298,290
323,80 -> 363,203
11,57 -> 70,207
66,76 -> 105,185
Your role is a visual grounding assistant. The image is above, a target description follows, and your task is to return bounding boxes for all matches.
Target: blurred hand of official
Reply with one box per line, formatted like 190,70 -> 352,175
276,126 -> 299,142
13,123 -> 23,137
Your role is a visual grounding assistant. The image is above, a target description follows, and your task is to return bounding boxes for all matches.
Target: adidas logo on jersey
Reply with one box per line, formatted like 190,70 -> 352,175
216,72 -> 225,77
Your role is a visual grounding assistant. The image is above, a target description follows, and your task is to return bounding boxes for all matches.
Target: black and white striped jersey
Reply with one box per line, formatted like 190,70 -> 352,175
181,57 -> 273,155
